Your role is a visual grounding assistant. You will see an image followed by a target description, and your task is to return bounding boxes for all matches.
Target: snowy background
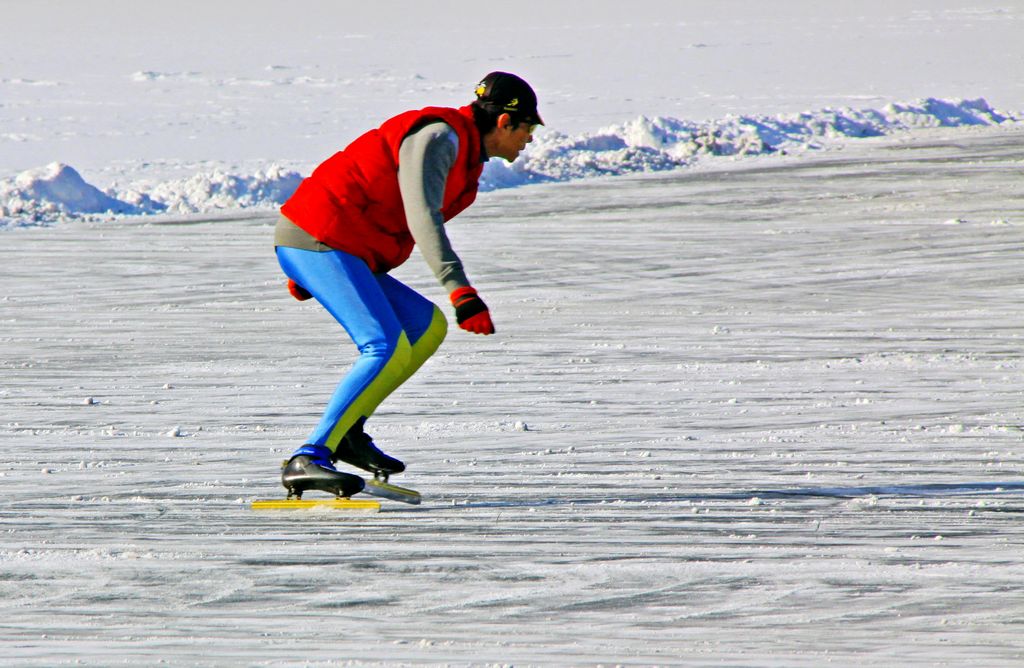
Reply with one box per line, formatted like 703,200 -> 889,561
3,1 -> 1024,666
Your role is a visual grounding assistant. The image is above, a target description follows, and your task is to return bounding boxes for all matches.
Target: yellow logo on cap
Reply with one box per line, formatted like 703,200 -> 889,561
505,97 -> 519,110
475,83 -> 487,97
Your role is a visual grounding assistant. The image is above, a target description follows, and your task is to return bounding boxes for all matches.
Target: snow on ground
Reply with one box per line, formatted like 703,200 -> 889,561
3,126 -> 1024,665
3,96 -> 1018,226
4,0 -> 1024,222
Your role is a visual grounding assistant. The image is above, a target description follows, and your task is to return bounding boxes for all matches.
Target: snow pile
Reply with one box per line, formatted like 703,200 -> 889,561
128,165 -> 303,215
1,97 -> 1018,226
0,163 -> 137,223
480,97 -> 1019,189
1,164 -> 303,227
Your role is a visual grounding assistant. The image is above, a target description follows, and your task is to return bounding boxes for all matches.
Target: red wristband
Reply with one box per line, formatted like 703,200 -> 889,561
450,286 -> 477,306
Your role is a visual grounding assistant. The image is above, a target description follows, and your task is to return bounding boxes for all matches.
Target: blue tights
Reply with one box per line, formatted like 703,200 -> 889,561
275,246 -> 448,451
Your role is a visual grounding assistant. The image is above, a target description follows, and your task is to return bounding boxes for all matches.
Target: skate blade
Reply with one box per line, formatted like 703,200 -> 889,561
251,498 -> 380,512
364,479 -> 421,505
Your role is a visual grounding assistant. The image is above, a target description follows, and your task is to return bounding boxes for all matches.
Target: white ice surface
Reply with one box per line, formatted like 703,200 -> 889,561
3,126 -> 1024,665
4,0 -> 1024,665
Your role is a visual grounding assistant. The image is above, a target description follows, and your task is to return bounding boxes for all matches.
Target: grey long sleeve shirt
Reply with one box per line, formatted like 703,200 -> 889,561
396,121 -> 470,293
275,121 -> 474,293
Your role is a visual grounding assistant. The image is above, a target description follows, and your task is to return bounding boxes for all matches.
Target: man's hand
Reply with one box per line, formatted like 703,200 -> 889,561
287,279 -> 312,301
450,286 -> 495,335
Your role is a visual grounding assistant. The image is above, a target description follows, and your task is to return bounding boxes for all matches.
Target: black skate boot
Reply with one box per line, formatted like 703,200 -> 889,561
331,418 -> 405,478
281,445 -> 365,499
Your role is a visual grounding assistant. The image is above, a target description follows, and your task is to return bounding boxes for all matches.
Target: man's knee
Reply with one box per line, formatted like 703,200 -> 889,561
361,332 -> 412,365
413,306 -> 448,359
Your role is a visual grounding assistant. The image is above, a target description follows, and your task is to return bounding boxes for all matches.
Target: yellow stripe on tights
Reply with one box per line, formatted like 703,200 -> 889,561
324,306 -> 448,451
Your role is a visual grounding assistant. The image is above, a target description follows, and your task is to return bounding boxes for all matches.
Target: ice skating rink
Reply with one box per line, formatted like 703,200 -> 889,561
3,127 -> 1024,665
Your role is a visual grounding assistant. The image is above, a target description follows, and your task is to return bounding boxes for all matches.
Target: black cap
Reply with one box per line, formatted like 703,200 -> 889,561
474,72 -> 543,126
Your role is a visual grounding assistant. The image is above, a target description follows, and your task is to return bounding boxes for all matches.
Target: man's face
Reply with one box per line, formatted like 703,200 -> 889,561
489,120 -> 536,163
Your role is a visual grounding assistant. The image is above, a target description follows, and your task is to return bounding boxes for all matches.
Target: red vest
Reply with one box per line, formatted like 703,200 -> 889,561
281,105 -> 484,273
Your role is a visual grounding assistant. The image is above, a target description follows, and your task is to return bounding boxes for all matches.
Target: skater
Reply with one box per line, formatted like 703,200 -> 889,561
274,72 -> 543,500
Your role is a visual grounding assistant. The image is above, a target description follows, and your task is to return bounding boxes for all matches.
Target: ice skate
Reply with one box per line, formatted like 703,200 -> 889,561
332,418 -> 406,478
281,445 -> 365,499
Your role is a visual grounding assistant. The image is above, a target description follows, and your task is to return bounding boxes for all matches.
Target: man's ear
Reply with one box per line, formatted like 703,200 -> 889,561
496,112 -> 513,130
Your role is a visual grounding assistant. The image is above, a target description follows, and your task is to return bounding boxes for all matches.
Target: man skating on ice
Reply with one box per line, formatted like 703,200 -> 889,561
274,72 -> 542,499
